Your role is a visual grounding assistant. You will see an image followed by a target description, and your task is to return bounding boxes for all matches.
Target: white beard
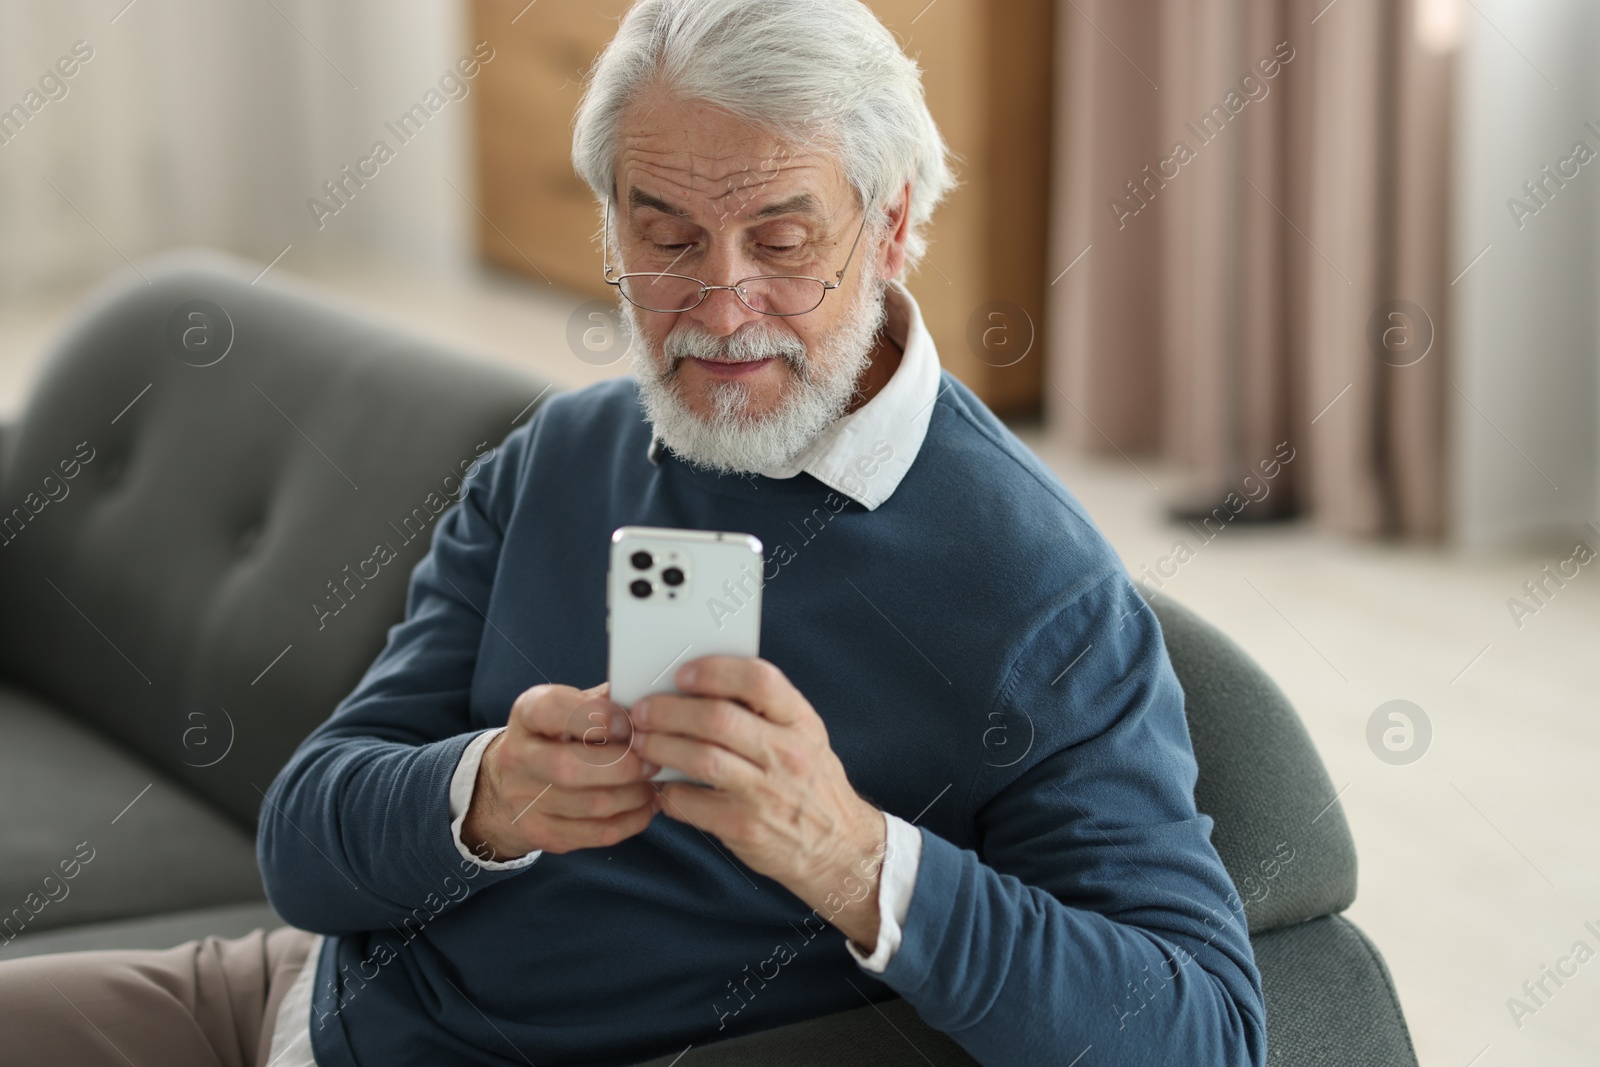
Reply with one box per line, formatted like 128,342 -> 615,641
626,267 -> 889,475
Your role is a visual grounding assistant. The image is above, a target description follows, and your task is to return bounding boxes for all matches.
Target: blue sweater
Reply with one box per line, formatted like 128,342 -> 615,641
258,371 -> 1266,1067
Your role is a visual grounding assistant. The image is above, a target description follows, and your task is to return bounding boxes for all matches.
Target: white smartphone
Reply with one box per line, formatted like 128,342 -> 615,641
607,525 -> 764,784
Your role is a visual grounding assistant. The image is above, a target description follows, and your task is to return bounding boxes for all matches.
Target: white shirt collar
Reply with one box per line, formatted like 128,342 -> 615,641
645,280 -> 942,511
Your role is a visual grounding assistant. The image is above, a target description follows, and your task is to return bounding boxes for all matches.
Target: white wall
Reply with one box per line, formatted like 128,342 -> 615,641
0,0 -> 477,297
1451,0 -> 1600,547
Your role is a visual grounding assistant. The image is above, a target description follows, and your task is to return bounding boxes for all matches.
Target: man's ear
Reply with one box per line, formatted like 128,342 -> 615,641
876,180 -> 913,280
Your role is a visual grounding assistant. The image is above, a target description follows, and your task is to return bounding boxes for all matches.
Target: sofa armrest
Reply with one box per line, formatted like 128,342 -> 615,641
1251,914 -> 1419,1066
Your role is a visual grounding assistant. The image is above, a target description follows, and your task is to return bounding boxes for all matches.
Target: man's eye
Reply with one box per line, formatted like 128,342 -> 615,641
652,242 -> 692,253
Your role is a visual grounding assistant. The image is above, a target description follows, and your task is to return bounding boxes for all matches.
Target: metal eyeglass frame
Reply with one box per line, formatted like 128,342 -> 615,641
601,197 -> 872,317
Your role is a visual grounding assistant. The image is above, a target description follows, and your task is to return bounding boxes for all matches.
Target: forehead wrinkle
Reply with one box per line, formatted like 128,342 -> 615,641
620,123 -> 833,183
619,127 -> 783,169
624,162 -> 841,227
618,114 -> 786,155
616,107 -> 848,228
623,145 -> 817,195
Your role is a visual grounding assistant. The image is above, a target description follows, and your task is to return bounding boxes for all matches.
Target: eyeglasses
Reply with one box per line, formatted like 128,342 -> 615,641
601,198 -> 871,317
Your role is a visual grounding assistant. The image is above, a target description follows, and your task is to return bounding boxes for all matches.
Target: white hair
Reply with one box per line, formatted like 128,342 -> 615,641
571,0 -> 958,275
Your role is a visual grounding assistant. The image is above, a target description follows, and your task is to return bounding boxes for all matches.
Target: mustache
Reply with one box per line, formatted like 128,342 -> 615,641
662,321 -> 808,369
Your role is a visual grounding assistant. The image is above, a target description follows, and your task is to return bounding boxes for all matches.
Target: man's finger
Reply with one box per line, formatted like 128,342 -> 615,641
673,656 -> 804,725
517,735 -> 655,789
514,684 -> 629,742
632,693 -> 771,769
633,730 -> 761,793
534,799 -> 661,854
519,781 -> 659,822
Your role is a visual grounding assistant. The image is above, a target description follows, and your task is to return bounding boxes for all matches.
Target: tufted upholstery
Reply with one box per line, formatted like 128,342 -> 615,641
0,249 -> 552,936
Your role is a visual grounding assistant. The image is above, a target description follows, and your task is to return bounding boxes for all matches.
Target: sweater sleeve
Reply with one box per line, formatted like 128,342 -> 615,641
256,416 -> 540,936
871,574 -> 1267,1067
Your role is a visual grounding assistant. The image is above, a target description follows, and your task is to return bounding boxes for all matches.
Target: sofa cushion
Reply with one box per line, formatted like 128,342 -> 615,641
0,682 -> 264,941
0,249 -> 557,829
1,901 -> 283,960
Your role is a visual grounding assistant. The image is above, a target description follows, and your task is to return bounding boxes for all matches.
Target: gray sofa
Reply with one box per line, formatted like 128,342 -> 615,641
0,251 -> 1418,1065
0,249 -> 546,957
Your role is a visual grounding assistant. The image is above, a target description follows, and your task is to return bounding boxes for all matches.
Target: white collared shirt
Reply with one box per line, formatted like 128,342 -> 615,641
268,282 -> 941,1066
645,278 -> 944,512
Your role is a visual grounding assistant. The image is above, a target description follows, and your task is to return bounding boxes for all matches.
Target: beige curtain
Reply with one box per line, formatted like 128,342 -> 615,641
1046,0 -> 1453,539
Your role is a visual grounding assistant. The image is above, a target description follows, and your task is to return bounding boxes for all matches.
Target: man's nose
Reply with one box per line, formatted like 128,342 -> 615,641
684,249 -> 765,336
686,287 -> 766,337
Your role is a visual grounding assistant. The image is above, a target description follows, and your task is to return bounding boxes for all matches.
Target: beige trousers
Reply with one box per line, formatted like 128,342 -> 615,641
0,925 -> 316,1067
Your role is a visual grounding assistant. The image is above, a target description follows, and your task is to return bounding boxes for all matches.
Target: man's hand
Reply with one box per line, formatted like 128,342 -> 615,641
461,680 -> 662,863
629,657 -> 889,953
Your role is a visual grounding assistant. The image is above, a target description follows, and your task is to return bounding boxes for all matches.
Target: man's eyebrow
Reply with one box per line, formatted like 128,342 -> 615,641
752,193 -> 822,220
628,188 -> 690,217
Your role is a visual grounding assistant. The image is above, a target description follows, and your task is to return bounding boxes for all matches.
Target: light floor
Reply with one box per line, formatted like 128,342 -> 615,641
2,255 -> 1595,1066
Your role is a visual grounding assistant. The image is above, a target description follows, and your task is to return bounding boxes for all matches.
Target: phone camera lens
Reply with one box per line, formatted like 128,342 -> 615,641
630,551 -> 653,570
629,578 -> 652,599
661,566 -> 684,586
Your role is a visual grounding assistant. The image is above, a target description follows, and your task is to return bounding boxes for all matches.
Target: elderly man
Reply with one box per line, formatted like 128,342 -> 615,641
0,2 -> 1264,1065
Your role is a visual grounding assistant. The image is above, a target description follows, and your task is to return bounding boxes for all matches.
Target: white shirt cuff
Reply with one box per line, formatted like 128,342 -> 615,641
845,811 -> 922,973
450,726 -> 542,870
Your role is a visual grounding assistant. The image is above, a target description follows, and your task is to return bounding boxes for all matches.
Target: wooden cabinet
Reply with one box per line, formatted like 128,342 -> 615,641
470,0 -> 1051,415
